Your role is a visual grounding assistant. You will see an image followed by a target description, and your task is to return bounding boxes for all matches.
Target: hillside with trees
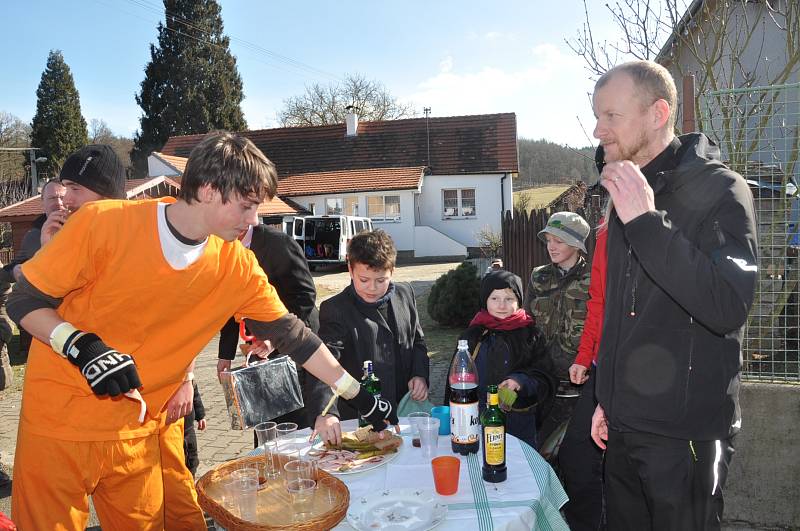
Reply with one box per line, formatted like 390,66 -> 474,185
516,138 -> 596,190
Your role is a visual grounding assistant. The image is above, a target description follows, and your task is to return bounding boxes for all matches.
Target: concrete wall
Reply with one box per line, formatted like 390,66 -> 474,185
146,156 -> 181,178
413,225 -> 467,257
417,173 -> 511,247
724,382 -> 800,528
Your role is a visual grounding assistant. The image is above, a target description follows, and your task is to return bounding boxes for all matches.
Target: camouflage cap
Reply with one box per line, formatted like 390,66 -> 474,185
538,211 -> 590,253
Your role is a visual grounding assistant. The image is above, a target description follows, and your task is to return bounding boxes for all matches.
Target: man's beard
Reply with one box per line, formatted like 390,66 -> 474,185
614,129 -> 651,165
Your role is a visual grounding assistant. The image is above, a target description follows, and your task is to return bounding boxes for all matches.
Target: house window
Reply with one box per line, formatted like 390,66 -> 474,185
442,188 -> 477,218
307,203 -> 316,215
344,197 -> 359,216
367,195 -> 401,221
326,198 -> 343,215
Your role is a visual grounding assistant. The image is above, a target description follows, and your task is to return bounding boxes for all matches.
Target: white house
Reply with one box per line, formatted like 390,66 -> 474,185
157,112 -> 518,259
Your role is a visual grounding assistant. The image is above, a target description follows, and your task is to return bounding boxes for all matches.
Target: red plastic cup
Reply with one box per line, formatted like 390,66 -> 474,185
431,456 -> 460,495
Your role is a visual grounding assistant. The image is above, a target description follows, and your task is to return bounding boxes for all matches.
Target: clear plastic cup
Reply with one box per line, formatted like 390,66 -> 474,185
284,459 -> 313,484
276,422 -> 300,462
287,478 -> 316,520
232,468 -> 259,520
407,411 -> 431,447
418,417 -> 440,458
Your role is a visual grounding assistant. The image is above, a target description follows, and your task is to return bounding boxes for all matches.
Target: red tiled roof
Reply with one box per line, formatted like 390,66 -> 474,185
257,195 -> 305,216
160,113 -> 518,177
0,195 -> 42,219
151,152 -> 187,175
277,167 -> 425,197
0,177 -> 182,221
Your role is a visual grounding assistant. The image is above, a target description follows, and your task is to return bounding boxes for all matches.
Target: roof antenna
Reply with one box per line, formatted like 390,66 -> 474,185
424,107 -> 431,166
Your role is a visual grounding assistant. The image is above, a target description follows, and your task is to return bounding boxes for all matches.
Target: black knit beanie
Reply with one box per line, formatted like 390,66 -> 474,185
479,270 -> 524,310
59,144 -> 126,199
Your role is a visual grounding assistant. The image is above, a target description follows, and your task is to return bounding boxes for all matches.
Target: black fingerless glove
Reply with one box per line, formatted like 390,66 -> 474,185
63,332 -> 142,397
349,387 -> 398,430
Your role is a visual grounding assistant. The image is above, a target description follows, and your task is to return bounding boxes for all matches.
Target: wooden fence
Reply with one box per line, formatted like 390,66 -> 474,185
0,248 -> 13,265
501,188 -> 605,290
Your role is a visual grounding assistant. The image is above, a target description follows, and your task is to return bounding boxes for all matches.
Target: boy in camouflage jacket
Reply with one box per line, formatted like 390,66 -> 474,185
523,211 -> 591,451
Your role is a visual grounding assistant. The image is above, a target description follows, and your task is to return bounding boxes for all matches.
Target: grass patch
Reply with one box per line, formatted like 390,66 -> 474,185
514,184 -> 572,208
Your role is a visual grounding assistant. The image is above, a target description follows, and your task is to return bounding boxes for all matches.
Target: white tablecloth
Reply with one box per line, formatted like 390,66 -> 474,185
283,418 -> 570,531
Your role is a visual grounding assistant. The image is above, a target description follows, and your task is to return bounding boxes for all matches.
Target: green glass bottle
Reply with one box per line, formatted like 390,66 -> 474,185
481,385 -> 507,483
358,360 -> 382,427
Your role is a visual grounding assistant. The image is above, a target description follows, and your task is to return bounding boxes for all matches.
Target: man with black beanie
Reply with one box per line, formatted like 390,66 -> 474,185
41,144 -> 126,246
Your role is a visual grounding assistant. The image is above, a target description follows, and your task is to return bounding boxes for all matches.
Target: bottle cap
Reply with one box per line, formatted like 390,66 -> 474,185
458,339 -> 468,350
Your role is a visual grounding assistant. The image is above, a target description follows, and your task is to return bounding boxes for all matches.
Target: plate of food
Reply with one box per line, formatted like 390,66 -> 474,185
347,488 -> 448,531
308,426 -> 403,475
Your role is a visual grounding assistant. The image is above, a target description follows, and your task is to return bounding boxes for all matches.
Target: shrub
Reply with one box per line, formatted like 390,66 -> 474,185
428,261 -> 481,327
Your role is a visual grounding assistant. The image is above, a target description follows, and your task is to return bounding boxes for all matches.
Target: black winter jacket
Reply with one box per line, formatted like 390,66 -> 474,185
595,133 -> 758,441
307,282 -> 429,421
444,324 -> 556,448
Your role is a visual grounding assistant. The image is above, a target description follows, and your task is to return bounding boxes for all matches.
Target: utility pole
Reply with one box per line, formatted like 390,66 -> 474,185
28,148 -> 46,193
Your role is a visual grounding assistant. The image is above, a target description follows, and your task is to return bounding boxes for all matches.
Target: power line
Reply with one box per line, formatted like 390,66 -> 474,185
101,0 -> 342,83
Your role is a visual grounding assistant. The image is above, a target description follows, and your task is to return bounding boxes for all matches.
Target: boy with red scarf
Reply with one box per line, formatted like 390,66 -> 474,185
445,271 -> 556,449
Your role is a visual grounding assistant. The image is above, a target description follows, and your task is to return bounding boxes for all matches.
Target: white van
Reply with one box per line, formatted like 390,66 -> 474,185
283,215 -> 373,269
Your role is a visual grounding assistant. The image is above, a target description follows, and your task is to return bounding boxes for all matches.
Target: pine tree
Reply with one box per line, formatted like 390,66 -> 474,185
30,50 -> 89,178
131,0 -> 247,176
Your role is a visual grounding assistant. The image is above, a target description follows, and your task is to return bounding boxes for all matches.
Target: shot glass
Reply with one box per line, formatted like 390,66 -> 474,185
418,417 -> 440,458
407,411 -> 431,447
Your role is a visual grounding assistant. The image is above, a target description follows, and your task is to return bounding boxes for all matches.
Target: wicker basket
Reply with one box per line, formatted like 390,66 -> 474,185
196,454 -> 350,530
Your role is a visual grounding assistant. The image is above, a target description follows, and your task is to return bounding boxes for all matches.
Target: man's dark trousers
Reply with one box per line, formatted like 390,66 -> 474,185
605,429 -> 734,531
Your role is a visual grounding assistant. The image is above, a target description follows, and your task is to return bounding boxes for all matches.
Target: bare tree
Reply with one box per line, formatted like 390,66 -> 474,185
475,225 -> 504,259
88,118 -> 134,175
514,192 -> 532,215
89,118 -> 115,144
277,73 -> 416,127
568,0 -> 800,374
567,0 -> 800,167
0,111 -> 32,182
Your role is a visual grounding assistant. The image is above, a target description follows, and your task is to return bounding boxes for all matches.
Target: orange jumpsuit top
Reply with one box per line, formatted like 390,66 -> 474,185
19,198 -> 288,441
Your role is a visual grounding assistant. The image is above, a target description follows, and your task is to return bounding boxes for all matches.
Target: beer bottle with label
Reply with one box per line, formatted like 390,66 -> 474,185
481,385 -> 507,483
358,360 -> 382,428
449,339 -> 480,455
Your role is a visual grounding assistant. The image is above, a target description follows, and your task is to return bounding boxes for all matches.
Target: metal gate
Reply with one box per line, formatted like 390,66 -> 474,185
702,82 -> 800,382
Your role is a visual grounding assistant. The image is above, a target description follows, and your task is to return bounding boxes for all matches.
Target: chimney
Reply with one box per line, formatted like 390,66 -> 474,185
345,105 -> 358,137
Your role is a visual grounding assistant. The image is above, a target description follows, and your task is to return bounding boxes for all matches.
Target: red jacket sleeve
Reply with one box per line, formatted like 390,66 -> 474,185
574,224 -> 607,367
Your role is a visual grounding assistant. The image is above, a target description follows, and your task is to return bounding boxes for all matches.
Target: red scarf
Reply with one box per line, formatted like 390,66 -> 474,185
468,309 -> 533,331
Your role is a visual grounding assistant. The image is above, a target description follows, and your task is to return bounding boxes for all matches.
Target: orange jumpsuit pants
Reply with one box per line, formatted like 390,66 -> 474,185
12,419 -> 205,530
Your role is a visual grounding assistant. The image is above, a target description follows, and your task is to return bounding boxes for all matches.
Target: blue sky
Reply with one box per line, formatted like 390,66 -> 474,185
1,1 -> 621,147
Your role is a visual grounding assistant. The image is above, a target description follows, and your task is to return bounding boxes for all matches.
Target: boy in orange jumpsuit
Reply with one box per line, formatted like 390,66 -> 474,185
7,132 -> 396,530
